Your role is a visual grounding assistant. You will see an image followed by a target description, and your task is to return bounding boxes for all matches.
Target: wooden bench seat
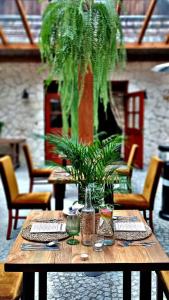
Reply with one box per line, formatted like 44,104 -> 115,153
0,262 -> 22,299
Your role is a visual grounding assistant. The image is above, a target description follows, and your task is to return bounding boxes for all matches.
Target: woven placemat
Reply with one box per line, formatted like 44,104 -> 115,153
114,221 -> 152,241
21,219 -> 69,242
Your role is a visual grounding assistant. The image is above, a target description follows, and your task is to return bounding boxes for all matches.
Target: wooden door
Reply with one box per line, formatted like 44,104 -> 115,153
44,81 -> 65,164
124,91 -> 144,169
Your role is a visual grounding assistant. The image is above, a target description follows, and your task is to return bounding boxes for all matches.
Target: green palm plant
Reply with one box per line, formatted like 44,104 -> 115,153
40,0 -> 125,138
46,134 -> 123,209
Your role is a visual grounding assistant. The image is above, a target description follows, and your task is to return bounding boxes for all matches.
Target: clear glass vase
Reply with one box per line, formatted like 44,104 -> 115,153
81,186 -> 95,246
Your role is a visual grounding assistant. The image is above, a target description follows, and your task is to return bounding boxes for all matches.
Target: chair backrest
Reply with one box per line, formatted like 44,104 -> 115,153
22,143 -> 34,178
0,156 -> 19,207
143,156 -> 163,209
127,144 -> 138,168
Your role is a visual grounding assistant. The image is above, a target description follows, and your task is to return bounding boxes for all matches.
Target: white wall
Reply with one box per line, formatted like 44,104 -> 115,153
0,61 -> 169,166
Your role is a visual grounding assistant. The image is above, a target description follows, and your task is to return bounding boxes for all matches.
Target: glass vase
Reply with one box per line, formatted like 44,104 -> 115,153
81,186 -> 95,246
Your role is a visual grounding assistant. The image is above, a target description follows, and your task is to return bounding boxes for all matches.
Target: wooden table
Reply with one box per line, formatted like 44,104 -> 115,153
48,168 -> 75,210
0,138 -> 26,168
5,210 -> 169,300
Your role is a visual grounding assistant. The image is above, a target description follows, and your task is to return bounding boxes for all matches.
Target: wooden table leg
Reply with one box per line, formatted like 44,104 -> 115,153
156,273 -> 164,300
53,183 -> 65,210
15,143 -> 20,167
123,270 -> 131,300
39,272 -> 47,300
140,271 -> 151,300
23,272 -> 35,300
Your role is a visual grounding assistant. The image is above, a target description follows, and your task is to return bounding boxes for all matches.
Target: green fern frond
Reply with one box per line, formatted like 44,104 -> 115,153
40,0 -> 125,137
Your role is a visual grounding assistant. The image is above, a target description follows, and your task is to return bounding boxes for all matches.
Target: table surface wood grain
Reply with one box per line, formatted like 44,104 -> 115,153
48,167 -> 75,184
5,210 -> 169,273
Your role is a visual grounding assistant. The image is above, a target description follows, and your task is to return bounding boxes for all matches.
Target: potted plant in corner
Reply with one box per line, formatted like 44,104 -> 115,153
40,0 -> 125,139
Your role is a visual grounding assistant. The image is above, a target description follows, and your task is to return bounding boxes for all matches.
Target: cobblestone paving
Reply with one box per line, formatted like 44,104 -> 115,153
0,167 -> 168,299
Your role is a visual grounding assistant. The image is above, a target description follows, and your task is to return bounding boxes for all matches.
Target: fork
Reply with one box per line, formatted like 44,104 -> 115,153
117,240 -> 156,247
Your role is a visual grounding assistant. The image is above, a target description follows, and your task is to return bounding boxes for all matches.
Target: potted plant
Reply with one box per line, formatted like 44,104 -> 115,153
40,0 -> 125,138
46,134 -> 123,211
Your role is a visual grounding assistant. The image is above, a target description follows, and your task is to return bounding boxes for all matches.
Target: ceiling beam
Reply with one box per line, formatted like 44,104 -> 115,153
15,0 -> 34,45
1,42 -> 169,62
0,26 -> 9,45
1,42 -> 169,51
126,42 -> 169,61
137,0 -> 157,44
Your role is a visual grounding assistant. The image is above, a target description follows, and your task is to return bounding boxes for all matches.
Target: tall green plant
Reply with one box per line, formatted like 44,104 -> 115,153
40,0 -> 125,138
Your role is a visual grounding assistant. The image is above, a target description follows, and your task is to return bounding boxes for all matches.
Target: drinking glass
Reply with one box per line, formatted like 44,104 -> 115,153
66,213 -> 80,245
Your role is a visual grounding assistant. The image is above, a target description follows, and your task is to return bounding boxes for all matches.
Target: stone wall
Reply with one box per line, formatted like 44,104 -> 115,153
0,62 -> 169,166
0,63 -> 47,165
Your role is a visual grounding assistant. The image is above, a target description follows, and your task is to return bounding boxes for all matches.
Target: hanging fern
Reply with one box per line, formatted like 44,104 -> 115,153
40,0 -> 125,138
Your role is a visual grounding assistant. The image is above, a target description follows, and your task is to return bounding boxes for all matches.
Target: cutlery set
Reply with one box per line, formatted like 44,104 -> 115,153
113,216 -> 138,222
20,240 -> 156,251
117,240 -> 156,247
21,241 -> 60,251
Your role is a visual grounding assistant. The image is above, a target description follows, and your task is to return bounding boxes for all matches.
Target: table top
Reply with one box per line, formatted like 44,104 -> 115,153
0,138 -> 26,145
48,167 -> 75,184
5,210 -> 169,273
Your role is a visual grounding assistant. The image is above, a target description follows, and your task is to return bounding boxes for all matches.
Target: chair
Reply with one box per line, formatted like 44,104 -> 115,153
22,143 -> 52,192
115,144 -> 138,191
0,156 -> 52,239
114,156 -> 163,230
156,271 -> 169,299
0,262 -> 22,299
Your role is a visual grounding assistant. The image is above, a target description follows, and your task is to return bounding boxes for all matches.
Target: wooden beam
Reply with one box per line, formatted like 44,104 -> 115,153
0,43 -> 38,50
165,34 -> 169,44
126,42 -> 169,49
126,42 -> 169,61
0,26 -> 9,45
137,0 -> 157,44
0,42 -> 169,51
15,0 -> 34,44
0,42 -> 169,62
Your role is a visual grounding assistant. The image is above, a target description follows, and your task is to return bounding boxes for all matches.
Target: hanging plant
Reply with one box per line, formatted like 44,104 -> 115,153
40,0 -> 126,138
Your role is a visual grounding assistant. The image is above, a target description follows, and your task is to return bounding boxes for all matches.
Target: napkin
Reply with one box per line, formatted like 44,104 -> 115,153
30,222 -> 66,233
114,222 -> 146,232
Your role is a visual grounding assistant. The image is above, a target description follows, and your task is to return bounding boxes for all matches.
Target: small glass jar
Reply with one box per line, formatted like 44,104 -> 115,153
93,234 -> 104,251
97,205 -> 115,245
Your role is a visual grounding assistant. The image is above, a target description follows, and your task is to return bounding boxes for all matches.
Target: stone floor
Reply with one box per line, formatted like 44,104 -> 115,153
0,166 -> 168,299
